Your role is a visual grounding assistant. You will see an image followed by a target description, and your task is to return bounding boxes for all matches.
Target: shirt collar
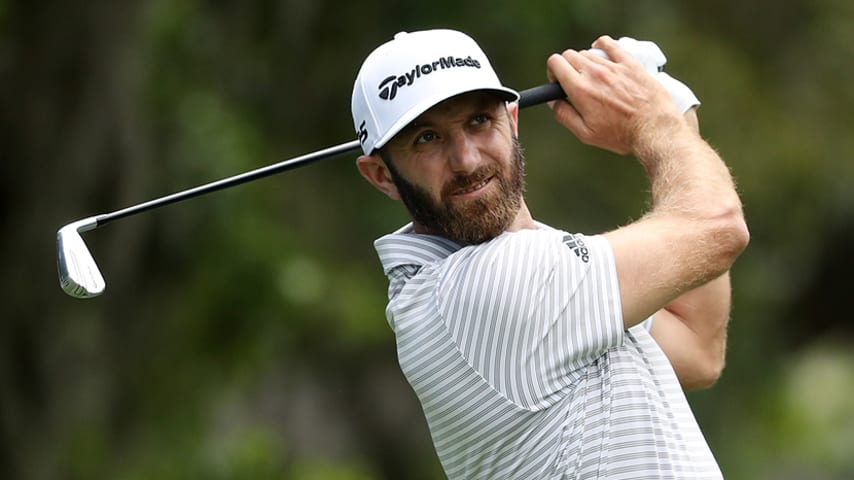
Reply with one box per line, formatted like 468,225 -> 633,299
374,221 -> 555,276
374,223 -> 463,275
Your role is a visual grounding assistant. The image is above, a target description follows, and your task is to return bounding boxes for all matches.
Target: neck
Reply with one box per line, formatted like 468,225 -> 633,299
505,200 -> 537,232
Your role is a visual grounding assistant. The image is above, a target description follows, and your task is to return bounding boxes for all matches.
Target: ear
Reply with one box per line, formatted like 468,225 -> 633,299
356,154 -> 401,200
507,101 -> 520,137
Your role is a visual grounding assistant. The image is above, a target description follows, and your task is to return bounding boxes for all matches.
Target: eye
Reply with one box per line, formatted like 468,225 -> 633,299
471,114 -> 489,125
470,113 -> 492,126
415,131 -> 438,145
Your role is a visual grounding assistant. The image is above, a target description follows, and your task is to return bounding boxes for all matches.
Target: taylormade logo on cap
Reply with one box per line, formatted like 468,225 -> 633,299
351,29 -> 519,155
378,55 -> 482,101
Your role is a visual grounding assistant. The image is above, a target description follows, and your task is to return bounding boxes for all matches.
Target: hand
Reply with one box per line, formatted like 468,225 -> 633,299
547,35 -> 688,156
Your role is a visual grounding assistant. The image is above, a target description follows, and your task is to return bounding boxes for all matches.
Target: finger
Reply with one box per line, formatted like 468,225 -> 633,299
549,97 -> 591,141
551,49 -> 603,92
579,48 -> 612,67
547,51 -> 582,82
590,35 -> 633,64
559,48 -> 601,74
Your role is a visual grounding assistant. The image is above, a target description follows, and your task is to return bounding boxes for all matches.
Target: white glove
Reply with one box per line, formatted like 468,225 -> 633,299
591,37 -> 700,113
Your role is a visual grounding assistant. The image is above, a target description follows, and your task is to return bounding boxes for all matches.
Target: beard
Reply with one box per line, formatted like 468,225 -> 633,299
384,137 -> 526,245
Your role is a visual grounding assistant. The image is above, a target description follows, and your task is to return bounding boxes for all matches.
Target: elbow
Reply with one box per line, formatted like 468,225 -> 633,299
706,203 -> 750,273
681,354 -> 725,391
722,210 -> 750,260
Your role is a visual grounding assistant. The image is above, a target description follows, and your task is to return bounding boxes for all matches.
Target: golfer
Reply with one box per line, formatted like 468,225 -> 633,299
351,29 -> 748,479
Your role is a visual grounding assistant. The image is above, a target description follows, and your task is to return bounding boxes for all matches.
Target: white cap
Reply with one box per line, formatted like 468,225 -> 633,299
351,30 -> 519,155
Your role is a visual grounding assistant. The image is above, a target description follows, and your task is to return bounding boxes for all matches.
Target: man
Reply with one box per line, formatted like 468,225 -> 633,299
351,29 -> 749,479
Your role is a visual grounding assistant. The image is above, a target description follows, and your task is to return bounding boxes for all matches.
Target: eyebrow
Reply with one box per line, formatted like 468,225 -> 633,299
396,95 -> 505,140
395,120 -> 433,141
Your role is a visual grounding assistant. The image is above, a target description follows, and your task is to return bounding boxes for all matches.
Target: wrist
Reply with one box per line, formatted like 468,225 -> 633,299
631,107 -> 696,172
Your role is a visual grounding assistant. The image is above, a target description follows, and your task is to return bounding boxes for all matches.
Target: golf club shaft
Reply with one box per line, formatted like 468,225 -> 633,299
93,82 -> 567,228
97,139 -> 362,227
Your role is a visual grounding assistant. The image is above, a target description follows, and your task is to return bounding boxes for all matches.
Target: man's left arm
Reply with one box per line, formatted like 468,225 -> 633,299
648,107 -> 735,390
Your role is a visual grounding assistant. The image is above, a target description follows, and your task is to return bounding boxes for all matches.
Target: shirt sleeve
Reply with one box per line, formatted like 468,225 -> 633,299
435,229 -> 624,410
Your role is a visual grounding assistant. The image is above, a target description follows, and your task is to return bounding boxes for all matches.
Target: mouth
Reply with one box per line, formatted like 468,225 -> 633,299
451,176 -> 493,197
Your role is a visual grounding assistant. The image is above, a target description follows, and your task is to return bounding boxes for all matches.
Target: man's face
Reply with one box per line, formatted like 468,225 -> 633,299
380,92 -> 525,245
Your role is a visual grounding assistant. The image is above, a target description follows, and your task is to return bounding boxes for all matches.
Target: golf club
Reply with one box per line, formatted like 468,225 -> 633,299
57,81 -> 569,298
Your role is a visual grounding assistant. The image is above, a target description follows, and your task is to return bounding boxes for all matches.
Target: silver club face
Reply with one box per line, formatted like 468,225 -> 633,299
57,217 -> 105,298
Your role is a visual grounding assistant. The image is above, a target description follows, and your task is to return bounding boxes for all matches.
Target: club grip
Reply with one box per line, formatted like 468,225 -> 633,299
517,82 -> 566,108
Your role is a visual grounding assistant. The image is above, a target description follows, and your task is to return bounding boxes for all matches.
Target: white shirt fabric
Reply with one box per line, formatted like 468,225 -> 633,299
374,222 -> 723,479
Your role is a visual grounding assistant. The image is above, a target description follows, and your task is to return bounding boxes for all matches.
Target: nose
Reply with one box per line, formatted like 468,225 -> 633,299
446,132 -> 480,174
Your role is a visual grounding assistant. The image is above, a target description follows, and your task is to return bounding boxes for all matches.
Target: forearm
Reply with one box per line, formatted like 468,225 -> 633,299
637,107 -> 743,231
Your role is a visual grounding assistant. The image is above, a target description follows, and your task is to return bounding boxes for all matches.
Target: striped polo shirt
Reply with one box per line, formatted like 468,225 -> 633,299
374,223 -> 723,479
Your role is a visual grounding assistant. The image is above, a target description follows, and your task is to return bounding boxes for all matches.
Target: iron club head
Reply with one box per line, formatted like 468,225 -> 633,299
57,217 -> 105,298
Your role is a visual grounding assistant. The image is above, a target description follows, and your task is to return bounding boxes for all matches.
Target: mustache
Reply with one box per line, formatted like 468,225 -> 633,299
441,165 -> 498,198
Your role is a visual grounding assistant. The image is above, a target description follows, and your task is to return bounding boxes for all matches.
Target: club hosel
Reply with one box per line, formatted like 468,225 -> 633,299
60,216 -> 100,235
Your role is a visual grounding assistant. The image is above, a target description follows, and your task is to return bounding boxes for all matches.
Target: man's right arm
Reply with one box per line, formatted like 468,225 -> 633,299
546,36 -> 749,329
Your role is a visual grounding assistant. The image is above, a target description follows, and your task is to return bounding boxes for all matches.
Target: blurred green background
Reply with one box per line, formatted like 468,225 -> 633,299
2,0 -> 853,478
